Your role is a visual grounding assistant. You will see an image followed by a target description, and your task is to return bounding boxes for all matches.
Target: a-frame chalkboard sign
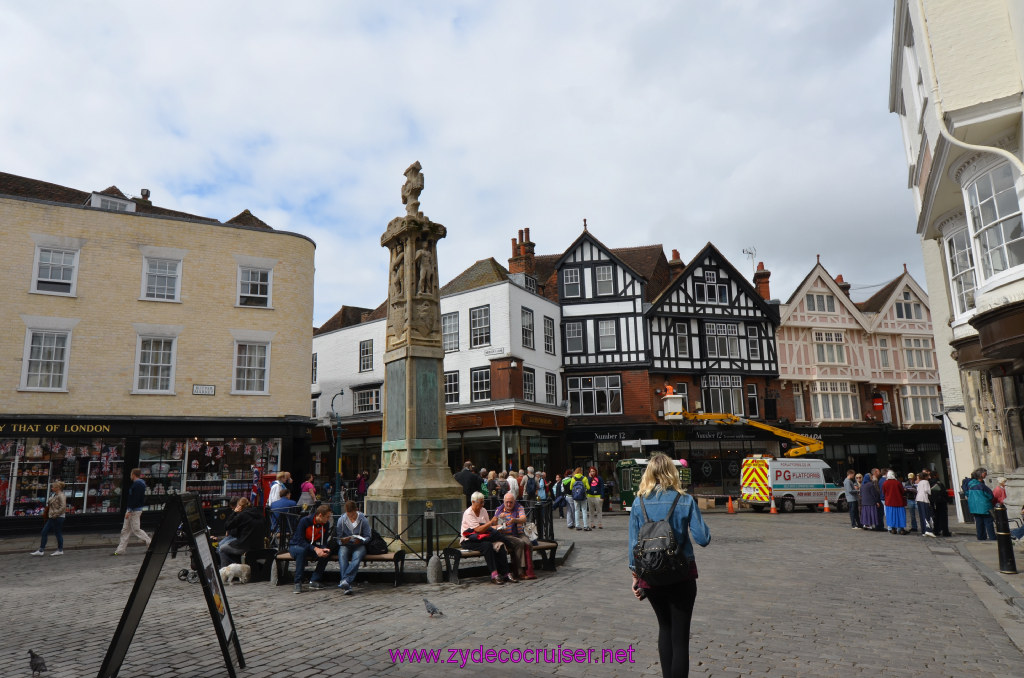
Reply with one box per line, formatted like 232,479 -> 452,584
97,493 -> 245,678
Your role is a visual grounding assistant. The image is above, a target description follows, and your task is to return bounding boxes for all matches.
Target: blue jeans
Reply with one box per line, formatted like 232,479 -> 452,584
289,544 -> 328,583
848,500 -> 859,528
573,499 -> 589,529
973,513 -> 997,540
40,517 -> 64,550
916,502 -> 933,534
338,543 -> 366,584
906,500 -> 918,530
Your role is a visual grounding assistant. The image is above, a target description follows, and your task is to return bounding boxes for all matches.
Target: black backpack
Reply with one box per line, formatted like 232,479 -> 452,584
526,475 -> 537,496
632,493 -> 693,586
365,529 -> 389,555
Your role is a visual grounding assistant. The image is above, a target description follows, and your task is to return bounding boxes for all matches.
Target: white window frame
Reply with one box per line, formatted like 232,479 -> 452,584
470,305 -> 491,348
746,326 -> 760,360
545,372 -> 557,405
675,383 -> 689,413
895,291 -> 923,320
19,315 -> 79,392
747,384 -> 759,418
444,371 -> 460,405
231,330 -> 273,395
442,312 -> 459,352
813,330 -> 846,364
700,375 -> 743,415
311,396 -> 318,419
131,324 -> 181,395
525,276 -> 537,293
523,368 -> 536,402
903,337 -> 934,369
31,234 -> 85,297
543,316 -> 556,355
810,381 -> 860,421
965,162 -> 1024,280
563,268 -> 580,298
598,319 -> 617,352
705,323 -> 740,359
675,322 -> 689,357
567,375 -> 622,416
805,293 -> 836,313
354,387 -> 382,413
946,228 -> 977,315
471,367 -> 491,402
359,339 -> 373,372
237,267 -> 272,307
234,254 -> 277,309
21,330 -> 71,391
899,384 -> 942,424
793,382 -> 806,421
312,353 -> 318,384
694,270 -> 728,305
879,338 -> 890,368
595,265 -> 614,296
565,322 -> 583,353
522,307 -> 535,350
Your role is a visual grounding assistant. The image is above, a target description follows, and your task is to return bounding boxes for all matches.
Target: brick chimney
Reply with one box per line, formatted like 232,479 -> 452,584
668,249 -> 685,279
835,274 -> 851,297
508,228 -> 536,276
753,261 -> 771,300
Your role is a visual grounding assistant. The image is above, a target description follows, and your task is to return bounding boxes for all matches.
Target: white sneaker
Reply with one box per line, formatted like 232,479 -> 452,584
29,550 -> 44,556
51,550 -> 64,556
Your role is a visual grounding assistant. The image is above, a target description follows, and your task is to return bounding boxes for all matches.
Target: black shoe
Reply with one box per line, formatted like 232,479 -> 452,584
308,581 -> 326,590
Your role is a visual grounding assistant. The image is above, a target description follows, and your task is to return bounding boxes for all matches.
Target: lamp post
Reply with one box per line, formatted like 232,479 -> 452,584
330,389 -> 345,514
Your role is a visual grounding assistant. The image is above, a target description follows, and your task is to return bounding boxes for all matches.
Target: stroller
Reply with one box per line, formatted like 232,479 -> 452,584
170,498 -> 230,583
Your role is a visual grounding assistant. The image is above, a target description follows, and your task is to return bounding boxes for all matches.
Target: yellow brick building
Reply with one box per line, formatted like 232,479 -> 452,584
0,172 -> 315,530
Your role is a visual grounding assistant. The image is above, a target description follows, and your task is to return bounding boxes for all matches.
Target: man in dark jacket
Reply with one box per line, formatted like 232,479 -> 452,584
114,468 -> 151,555
453,461 -> 478,507
218,498 -> 267,565
288,505 -> 333,594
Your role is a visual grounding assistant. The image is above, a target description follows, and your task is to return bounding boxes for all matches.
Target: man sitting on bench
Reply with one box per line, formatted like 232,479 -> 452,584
335,500 -> 371,594
288,505 -> 333,594
494,492 -> 536,580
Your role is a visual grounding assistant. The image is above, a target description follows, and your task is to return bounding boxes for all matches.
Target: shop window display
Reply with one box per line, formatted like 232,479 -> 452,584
184,438 -> 281,508
0,438 -> 126,516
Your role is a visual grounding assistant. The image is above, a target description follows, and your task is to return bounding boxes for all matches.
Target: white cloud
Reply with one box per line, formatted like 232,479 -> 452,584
0,1 -> 922,324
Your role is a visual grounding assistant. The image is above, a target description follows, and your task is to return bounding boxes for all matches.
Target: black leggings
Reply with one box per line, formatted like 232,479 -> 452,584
464,540 -> 509,576
646,580 -> 697,678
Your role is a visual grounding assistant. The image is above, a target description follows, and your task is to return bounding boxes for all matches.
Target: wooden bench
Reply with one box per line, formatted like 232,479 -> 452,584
441,540 -> 558,584
271,549 -> 406,587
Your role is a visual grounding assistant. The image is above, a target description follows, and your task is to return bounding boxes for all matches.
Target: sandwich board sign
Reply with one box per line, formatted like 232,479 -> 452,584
97,493 -> 244,678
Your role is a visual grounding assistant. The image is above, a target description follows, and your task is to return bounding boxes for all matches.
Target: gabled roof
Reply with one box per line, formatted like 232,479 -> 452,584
438,257 -> 509,296
779,262 -> 870,327
859,270 -> 931,332
649,241 -> 780,323
227,209 -> 274,230
856,276 -> 903,313
552,230 -> 673,302
96,185 -> 129,200
315,305 -> 375,335
554,230 -> 648,281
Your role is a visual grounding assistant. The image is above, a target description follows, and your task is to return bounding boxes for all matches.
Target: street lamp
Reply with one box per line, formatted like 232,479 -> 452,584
330,389 -> 345,512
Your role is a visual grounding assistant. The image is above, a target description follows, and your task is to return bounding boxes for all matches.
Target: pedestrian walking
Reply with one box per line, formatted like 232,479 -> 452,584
628,453 -> 710,678
31,481 -> 67,556
114,468 -> 151,555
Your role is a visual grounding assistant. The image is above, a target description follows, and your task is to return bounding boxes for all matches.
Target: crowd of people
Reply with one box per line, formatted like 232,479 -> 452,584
842,466 -> 950,537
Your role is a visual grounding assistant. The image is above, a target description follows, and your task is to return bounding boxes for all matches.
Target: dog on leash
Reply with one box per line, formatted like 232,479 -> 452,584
219,563 -> 251,585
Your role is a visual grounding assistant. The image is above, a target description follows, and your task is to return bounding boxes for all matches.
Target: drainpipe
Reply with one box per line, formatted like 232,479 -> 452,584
916,0 -> 1024,174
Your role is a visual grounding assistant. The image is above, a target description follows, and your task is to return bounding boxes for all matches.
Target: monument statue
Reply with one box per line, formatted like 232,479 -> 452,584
368,162 -> 462,545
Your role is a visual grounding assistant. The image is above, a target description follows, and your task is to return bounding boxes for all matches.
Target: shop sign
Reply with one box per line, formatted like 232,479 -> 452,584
193,384 -> 216,396
594,432 -> 627,440
522,414 -> 561,428
484,347 -> 506,356
692,429 -> 756,440
0,422 -> 114,434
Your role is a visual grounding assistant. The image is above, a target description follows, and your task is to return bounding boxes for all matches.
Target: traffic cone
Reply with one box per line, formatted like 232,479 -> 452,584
769,497 -> 777,514
823,498 -> 830,513
727,496 -> 735,514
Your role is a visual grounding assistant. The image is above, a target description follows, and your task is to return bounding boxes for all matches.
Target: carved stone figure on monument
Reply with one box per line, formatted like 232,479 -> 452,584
390,240 -> 405,299
411,299 -> 438,338
414,238 -> 436,295
401,161 -> 424,218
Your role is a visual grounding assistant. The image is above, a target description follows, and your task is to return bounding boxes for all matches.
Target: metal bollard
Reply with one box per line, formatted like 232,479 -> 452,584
992,505 -> 1018,574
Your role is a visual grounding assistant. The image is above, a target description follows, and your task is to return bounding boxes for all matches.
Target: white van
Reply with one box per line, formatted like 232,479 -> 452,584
740,455 -> 846,513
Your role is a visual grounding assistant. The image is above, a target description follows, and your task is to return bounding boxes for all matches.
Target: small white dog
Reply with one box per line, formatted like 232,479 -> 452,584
219,563 -> 251,585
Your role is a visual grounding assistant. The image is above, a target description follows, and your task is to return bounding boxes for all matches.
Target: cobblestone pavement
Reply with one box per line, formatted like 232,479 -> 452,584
1,509 -> 1023,677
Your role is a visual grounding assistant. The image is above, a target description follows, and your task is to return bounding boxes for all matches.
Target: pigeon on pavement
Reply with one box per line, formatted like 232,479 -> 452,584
423,598 -> 443,617
29,649 -> 47,676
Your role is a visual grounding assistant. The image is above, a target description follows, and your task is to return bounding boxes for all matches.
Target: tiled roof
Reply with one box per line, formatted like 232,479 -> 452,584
438,258 -> 509,296
613,244 -> 670,301
227,209 -> 274,230
856,275 -> 903,313
363,300 -> 388,322
315,305 -> 375,335
0,171 -> 221,224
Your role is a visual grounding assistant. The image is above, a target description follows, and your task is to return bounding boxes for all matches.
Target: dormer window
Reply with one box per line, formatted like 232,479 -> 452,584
895,290 -> 923,320
89,193 -> 136,212
806,293 -> 836,313
525,276 -> 537,293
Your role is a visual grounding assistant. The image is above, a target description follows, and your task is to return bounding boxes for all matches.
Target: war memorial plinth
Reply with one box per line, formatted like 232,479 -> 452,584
365,162 -> 464,543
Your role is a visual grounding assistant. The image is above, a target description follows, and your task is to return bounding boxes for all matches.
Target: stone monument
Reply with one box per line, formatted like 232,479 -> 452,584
365,162 -> 464,542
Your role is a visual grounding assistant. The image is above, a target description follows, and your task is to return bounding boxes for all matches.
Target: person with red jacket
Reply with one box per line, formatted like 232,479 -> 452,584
882,470 -> 908,535
288,505 -> 333,594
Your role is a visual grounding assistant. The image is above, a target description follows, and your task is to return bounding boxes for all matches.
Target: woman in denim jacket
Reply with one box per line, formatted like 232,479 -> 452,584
628,453 -> 710,678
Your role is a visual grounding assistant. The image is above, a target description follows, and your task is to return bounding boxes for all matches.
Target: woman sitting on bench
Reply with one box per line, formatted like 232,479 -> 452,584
461,491 -> 514,585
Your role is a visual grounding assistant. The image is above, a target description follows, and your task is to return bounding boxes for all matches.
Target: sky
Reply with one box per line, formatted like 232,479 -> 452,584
0,1 -> 918,327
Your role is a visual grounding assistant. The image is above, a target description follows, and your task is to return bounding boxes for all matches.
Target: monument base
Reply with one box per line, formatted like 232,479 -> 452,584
366,465 -> 464,545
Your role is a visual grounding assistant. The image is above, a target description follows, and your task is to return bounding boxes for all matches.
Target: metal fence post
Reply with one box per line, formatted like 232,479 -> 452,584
425,510 -> 434,561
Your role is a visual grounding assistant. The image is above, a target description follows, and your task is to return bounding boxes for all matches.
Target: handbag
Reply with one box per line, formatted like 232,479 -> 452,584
42,507 -> 49,520
461,528 -> 497,543
523,522 -> 539,546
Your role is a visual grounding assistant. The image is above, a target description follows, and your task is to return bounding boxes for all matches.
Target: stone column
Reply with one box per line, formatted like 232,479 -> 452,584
365,162 -> 464,545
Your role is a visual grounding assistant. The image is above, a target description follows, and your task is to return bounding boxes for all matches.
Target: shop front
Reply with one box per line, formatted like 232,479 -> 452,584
447,409 -> 565,476
0,416 -> 311,535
